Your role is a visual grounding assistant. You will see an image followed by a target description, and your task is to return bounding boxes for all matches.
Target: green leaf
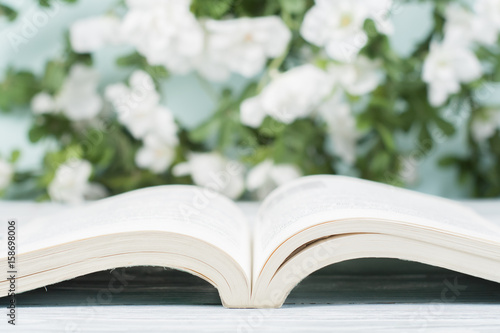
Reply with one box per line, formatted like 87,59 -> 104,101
145,65 -> 169,81
0,69 -> 39,111
189,118 -> 219,143
41,61 -> 66,94
433,116 -> 455,136
191,0 -> 233,18
371,151 -> 391,174
9,150 -> 21,163
279,0 -> 306,15
438,156 -> 459,167
39,0 -> 77,7
29,126 -> 46,143
376,125 -> 395,151
0,4 -> 17,21
116,51 -> 145,67
418,125 -> 434,152
235,0 -> 279,16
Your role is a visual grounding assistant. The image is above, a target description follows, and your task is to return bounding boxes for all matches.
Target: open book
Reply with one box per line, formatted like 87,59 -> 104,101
1,175 -> 500,308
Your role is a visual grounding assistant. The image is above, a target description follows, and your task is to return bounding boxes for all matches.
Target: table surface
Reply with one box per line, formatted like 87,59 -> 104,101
0,199 -> 500,332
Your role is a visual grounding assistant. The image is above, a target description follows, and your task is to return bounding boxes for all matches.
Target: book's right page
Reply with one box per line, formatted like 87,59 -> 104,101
253,175 -> 500,285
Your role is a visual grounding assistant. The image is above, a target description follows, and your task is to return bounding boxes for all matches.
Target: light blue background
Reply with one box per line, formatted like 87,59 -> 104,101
0,0 -> 482,198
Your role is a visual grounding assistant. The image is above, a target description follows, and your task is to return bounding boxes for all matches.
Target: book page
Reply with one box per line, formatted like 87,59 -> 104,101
253,175 -> 500,277
1,186 -> 252,281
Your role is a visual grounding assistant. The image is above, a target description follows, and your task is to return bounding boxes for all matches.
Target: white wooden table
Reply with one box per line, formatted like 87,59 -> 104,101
1,200 -> 500,332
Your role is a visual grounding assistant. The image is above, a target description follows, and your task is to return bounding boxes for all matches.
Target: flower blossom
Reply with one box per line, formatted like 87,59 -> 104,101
31,64 -> 102,121
48,159 -> 106,204
203,16 -> 291,79
173,152 -> 245,199
422,40 -> 482,107
246,159 -> 301,199
240,64 -> 333,127
70,16 -> 122,53
471,110 -> 500,142
300,0 -> 393,62
327,55 -> 383,96
106,70 -> 179,173
120,0 -> 204,75
318,92 -> 360,165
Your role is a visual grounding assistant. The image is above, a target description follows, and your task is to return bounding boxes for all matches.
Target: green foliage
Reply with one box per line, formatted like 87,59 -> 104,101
191,0 -> 233,18
0,69 -> 39,111
41,61 -> 66,94
0,3 -> 17,21
39,0 -> 78,7
116,51 -> 169,86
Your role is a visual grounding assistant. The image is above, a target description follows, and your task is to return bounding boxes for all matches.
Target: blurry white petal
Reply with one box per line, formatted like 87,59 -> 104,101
70,16 -> 122,53
471,111 -> 500,142
172,162 -> 191,177
84,183 -> 108,200
177,152 -> 245,199
246,159 -> 273,191
328,55 -> 382,95
269,164 -> 302,186
246,159 -> 302,199
31,92 -> 56,115
257,64 -> 333,124
240,96 -> 267,128
422,41 -> 481,107
56,64 -> 102,121
319,93 -> 359,165
204,16 -> 291,78
48,159 -> 95,204
135,135 -> 176,174
301,0 -> 372,62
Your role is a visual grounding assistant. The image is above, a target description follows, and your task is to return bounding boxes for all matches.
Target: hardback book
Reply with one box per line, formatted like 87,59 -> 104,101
1,175 -> 500,308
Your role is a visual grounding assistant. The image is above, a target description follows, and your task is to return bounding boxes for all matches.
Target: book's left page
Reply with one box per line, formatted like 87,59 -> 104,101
0,186 -> 252,307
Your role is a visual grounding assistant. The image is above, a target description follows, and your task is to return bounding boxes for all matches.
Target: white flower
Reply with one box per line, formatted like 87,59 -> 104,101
318,92 -> 359,165
106,70 -> 179,173
120,1 -> 291,81
56,64 -> 103,121
471,110 -> 500,142
151,109 -> 179,146
204,16 -> 291,78
193,51 -> 232,82
135,135 -> 176,174
327,55 -> 382,95
105,70 -> 178,141
365,0 -> 395,35
240,96 -> 268,128
70,16 -> 122,53
240,65 -> 333,127
0,159 -> 13,191
30,65 -> 102,121
301,0 -> 392,62
422,41 -> 482,107
246,159 -> 301,199
48,159 -> 106,204
475,0 -> 500,37
173,152 -> 245,199
121,0 -> 204,75
31,92 -> 56,115
443,4 -> 497,46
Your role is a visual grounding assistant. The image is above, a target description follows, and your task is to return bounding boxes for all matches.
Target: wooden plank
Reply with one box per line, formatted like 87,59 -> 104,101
1,260 -> 499,332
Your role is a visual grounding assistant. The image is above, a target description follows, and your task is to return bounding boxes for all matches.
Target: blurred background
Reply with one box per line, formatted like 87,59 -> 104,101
1,0 -> 499,202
